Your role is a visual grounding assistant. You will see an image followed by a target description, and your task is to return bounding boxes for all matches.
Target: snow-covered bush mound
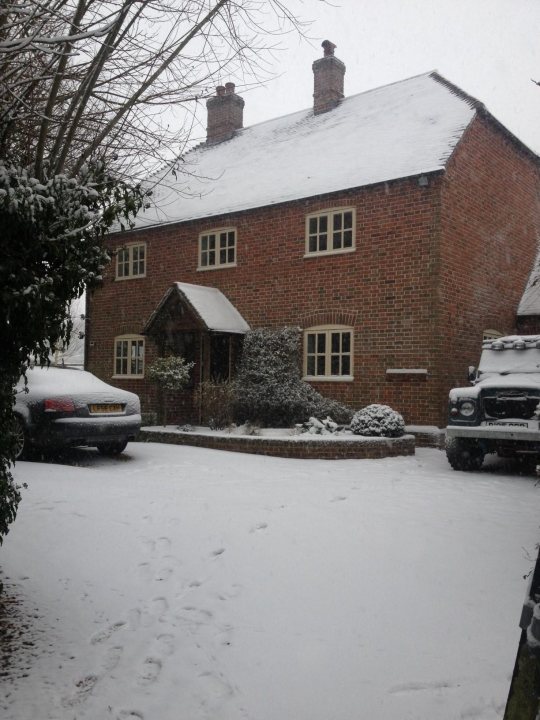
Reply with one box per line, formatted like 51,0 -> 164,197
297,416 -> 339,435
350,404 -> 405,437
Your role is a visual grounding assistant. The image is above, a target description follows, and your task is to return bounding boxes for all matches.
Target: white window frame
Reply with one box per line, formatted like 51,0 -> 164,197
116,242 -> 146,280
303,325 -> 354,381
113,335 -> 145,378
305,208 -> 355,257
198,227 -> 237,270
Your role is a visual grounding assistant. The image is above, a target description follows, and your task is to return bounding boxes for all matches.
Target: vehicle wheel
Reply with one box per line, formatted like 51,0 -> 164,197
12,415 -> 28,460
96,440 -> 128,457
446,437 -> 484,471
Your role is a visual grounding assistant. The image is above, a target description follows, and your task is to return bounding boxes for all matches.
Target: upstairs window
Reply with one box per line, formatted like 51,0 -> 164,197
114,335 -> 145,377
304,326 -> 354,380
199,228 -> 236,269
116,243 -> 146,279
306,209 -> 355,256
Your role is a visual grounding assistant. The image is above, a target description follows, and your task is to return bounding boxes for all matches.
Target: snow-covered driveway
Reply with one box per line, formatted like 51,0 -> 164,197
1,443 -> 539,720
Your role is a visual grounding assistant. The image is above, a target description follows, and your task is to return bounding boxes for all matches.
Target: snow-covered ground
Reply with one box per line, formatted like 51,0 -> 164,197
1,443 -> 538,720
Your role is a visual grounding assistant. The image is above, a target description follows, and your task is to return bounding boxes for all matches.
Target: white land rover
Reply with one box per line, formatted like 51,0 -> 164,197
446,335 -> 540,471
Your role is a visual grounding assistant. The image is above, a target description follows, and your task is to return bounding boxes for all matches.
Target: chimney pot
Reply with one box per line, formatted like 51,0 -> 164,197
216,85 -> 226,97
322,40 -> 336,57
225,82 -> 235,94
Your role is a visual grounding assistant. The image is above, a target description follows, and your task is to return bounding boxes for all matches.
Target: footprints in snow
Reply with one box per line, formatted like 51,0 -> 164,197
138,536 -> 176,583
90,620 -> 126,645
62,673 -> 98,707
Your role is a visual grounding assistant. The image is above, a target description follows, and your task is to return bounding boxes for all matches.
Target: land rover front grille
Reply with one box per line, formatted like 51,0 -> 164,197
482,389 -> 540,420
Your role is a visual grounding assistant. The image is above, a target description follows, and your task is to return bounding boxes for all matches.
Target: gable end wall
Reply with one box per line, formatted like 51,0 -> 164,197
437,114 -> 540,420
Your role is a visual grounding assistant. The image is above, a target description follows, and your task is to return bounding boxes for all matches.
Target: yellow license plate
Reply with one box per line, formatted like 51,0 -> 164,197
89,404 -> 123,414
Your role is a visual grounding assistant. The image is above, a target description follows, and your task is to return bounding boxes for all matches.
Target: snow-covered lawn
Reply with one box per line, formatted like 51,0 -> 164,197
1,443 -> 538,720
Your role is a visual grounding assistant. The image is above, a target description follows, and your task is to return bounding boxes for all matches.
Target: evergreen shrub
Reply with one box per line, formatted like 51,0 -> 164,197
350,404 -> 405,437
233,327 -> 353,427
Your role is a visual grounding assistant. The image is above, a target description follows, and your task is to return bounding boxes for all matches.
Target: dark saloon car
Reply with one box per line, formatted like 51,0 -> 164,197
13,366 -> 141,458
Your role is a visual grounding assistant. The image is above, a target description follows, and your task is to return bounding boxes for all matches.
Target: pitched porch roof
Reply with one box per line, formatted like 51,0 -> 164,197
144,282 -> 250,335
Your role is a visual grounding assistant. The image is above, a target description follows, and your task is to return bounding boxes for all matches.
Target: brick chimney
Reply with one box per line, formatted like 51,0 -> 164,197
312,40 -> 345,115
206,82 -> 245,145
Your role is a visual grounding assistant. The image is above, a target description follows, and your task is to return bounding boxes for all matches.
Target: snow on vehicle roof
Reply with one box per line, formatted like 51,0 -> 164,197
134,72 -> 477,228
17,366 -> 136,397
482,335 -> 540,350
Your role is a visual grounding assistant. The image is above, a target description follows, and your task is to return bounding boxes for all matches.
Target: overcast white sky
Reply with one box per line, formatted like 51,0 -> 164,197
195,0 -> 540,155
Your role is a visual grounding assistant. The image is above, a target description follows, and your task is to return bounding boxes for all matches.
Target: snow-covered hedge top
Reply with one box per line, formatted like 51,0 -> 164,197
350,404 -> 405,438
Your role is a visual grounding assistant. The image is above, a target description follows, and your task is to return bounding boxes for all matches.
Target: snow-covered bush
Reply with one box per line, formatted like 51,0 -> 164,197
350,404 -> 405,437
233,327 -> 353,427
147,356 -> 194,425
297,416 -> 340,435
147,356 -> 194,392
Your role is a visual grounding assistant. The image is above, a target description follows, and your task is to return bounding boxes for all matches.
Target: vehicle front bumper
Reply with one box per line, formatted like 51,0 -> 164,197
446,424 -> 540,442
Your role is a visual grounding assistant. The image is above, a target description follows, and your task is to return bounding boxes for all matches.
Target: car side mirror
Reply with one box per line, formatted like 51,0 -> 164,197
468,366 -> 477,383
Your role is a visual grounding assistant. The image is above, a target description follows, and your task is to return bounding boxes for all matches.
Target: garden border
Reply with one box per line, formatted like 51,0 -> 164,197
137,427 -> 416,460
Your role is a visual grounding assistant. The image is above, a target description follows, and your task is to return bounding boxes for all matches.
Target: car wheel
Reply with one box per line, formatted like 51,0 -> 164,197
446,437 -> 484,471
12,415 -> 27,460
96,440 -> 128,457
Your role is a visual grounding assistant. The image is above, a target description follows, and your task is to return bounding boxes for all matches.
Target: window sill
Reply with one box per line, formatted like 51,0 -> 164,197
386,369 -> 428,375
197,263 -> 237,272
304,247 -> 355,259
304,375 -> 354,383
112,374 -> 145,380
115,274 -> 146,281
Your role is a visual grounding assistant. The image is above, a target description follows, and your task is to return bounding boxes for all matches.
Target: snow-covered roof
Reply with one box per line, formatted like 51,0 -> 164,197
517,252 -> 540,316
136,72 -> 477,229
145,282 -> 250,335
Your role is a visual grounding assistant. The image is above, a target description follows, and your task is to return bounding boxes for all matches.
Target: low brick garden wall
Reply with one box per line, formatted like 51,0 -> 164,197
138,428 -> 415,460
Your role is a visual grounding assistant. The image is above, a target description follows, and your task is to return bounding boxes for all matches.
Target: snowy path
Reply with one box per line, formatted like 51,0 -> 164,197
1,444 -> 538,720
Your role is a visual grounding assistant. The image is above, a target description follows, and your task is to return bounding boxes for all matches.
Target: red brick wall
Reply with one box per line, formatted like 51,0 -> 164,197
436,115 -> 540,423
87,177 -> 442,425
87,115 -> 539,427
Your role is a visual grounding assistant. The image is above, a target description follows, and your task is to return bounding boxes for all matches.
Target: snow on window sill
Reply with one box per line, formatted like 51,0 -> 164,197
112,374 -> 145,380
304,375 -> 354,383
386,369 -> 428,375
303,247 -> 355,259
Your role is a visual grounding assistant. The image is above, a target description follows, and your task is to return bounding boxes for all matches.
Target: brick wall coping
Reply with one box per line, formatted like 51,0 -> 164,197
137,425 -> 415,460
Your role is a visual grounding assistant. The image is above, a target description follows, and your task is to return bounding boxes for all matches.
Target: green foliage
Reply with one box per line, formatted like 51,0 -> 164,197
0,160 -> 145,545
147,356 -> 194,392
233,327 -> 353,427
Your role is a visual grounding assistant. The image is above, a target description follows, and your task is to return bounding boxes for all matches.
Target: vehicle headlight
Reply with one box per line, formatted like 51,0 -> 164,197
459,400 -> 476,417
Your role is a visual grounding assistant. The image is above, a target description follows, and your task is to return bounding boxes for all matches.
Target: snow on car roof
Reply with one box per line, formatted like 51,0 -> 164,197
18,366 -> 132,395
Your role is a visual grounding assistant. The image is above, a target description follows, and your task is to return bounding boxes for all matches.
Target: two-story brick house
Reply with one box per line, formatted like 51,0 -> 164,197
86,43 -> 540,427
